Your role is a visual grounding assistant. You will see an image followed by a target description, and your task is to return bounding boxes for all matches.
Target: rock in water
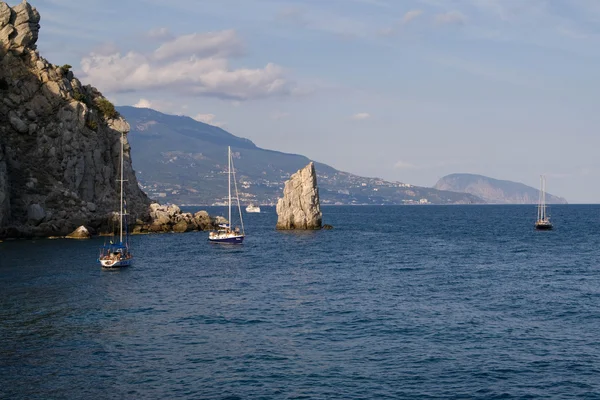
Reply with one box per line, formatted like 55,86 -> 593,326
0,1 -> 150,239
130,203 -> 221,234
66,225 -> 90,239
276,162 -> 322,230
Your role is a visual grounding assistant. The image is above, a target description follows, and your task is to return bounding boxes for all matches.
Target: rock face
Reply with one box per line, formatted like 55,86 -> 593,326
0,1 -> 150,239
434,173 -> 568,204
276,162 -> 322,230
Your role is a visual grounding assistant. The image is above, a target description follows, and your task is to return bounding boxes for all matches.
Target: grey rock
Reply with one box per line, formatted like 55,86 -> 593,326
193,210 -> 213,230
1,1 -> 39,51
0,3 -> 11,27
0,146 -> 9,227
27,203 -> 45,225
65,225 -> 90,239
133,203 -> 218,234
0,22 -> 13,46
0,1 -> 150,239
276,162 -> 322,230
172,220 -> 188,233
9,112 -> 28,133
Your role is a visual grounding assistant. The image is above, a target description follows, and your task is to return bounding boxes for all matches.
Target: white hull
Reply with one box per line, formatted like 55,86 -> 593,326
246,205 -> 261,213
100,257 -> 133,268
208,230 -> 245,243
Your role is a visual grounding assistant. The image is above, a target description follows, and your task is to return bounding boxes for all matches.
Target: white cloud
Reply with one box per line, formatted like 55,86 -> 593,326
133,98 -> 153,108
435,11 -> 467,25
154,30 -> 244,60
351,112 -> 371,120
146,27 -> 174,41
402,9 -> 423,25
131,98 -> 175,113
379,9 -> 423,36
80,30 -> 298,101
193,113 -> 225,127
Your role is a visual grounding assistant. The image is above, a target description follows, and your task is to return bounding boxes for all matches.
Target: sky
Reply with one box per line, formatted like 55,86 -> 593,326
27,0 -> 600,203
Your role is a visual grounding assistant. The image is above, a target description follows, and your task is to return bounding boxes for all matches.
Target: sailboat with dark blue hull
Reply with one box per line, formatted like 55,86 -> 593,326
98,131 -> 133,268
535,175 -> 553,231
209,146 -> 245,244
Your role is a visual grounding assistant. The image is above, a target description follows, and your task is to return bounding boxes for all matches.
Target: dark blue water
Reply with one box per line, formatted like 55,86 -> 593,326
2,205 -> 600,399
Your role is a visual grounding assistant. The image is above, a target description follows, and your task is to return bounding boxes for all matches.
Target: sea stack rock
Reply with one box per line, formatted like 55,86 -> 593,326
276,162 -> 322,230
0,1 -> 150,239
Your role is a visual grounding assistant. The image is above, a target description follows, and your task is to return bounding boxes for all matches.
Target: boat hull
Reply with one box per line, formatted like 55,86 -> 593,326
535,223 -> 553,231
208,235 -> 245,244
99,258 -> 133,268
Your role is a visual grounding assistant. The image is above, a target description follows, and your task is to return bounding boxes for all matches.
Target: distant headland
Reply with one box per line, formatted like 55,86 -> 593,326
434,173 -> 568,204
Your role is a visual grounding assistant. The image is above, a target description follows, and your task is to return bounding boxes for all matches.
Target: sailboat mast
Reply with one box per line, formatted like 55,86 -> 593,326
538,175 -> 542,221
542,175 -> 547,220
228,146 -> 231,230
119,131 -> 124,243
231,155 -> 245,236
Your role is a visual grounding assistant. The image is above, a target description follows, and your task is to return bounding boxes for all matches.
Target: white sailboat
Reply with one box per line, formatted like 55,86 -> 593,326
98,131 -> 133,268
535,175 -> 553,230
209,146 -> 245,244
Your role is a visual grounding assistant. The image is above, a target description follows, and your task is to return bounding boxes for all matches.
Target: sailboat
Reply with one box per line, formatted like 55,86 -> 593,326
209,146 -> 245,244
98,131 -> 133,268
535,175 -> 553,230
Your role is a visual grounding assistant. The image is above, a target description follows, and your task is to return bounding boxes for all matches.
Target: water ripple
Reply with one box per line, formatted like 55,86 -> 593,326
1,205 -> 600,398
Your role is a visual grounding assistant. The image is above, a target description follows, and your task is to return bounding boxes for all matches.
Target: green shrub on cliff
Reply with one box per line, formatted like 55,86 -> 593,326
95,98 -> 118,119
86,119 -> 98,131
60,64 -> 72,74
73,90 -> 86,103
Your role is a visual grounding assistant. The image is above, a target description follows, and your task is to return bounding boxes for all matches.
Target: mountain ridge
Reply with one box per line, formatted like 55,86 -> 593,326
434,173 -> 567,204
118,106 -> 483,206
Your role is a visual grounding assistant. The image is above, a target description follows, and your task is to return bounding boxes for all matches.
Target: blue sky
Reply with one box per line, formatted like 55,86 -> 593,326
30,0 -> 600,202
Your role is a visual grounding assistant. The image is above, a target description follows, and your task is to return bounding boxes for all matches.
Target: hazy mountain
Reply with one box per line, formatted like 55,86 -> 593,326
434,174 -> 567,204
118,106 -> 483,206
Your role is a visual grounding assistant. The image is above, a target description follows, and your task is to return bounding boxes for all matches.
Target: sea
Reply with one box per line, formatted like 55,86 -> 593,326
1,205 -> 600,399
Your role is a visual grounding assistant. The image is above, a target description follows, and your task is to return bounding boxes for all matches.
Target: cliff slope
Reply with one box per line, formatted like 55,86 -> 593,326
434,174 -> 567,204
0,1 -> 149,238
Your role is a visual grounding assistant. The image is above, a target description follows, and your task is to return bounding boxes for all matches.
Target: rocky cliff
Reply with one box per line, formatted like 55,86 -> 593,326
276,162 -> 322,230
0,1 -> 150,238
434,173 -> 568,204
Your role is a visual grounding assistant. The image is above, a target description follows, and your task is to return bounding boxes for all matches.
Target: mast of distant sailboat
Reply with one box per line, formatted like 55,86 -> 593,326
231,151 -> 245,236
228,146 -> 231,231
538,175 -> 546,222
120,131 -> 124,244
